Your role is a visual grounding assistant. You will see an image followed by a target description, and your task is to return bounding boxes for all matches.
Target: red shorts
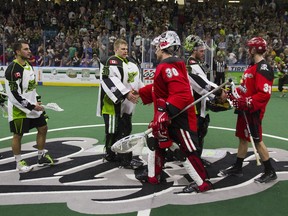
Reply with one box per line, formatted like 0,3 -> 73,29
236,111 -> 262,143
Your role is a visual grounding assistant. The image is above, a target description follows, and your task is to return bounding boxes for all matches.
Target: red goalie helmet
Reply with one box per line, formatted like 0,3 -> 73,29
247,37 -> 267,54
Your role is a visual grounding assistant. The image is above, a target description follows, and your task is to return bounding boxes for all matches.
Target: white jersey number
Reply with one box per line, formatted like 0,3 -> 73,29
263,83 -> 272,94
165,68 -> 179,78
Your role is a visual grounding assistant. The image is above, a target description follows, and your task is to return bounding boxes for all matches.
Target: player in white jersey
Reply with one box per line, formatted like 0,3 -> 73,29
5,40 -> 55,172
97,39 -> 144,169
184,35 -> 228,166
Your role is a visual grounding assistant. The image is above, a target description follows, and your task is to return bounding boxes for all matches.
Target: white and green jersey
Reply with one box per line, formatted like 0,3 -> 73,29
5,59 -> 42,122
97,55 -> 144,117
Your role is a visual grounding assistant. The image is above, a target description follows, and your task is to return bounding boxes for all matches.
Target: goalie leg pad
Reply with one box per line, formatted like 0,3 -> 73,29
147,149 -> 165,184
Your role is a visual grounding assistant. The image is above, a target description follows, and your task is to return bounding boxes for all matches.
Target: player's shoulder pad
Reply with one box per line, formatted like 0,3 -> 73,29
5,61 -> 23,81
257,60 -> 274,81
126,56 -> 137,65
186,57 -> 198,65
103,56 -> 121,67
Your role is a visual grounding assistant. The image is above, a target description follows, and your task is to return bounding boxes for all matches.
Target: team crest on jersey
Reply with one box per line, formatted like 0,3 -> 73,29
0,137 -> 288,215
128,71 -> 138,83
109,59 -> 118,65
260,64 -> 269,71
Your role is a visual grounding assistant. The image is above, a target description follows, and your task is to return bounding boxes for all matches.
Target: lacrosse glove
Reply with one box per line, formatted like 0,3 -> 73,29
152,98 -> 172,149
232,96 -> 253,111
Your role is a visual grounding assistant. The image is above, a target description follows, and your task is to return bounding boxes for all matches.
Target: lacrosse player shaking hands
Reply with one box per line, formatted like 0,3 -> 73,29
97,39 -> 144,169
4,40 -> 55,172
137,31 -> 213,193
219,37 -> 277,183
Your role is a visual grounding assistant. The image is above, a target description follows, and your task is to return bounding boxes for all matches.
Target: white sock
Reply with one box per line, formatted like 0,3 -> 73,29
38,150 -> 45,159
15,155 -> 22,163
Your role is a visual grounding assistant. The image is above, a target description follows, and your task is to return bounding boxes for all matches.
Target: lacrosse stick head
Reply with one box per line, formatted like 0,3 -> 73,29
0,103 -> 8,118
111,132 -> 147,154
42,103 -> 64,112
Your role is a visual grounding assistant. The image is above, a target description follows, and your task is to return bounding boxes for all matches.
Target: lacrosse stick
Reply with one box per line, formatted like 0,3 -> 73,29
0,103 -> 8,118
42,103 -> 64,112
0,92 -> 8,97
0,92 -> 63,112
229,82 -> 261,166
112,79 -> 232,153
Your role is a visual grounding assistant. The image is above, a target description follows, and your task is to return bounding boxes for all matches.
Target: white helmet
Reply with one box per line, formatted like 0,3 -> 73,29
151,35 -> 161,46
158,31 -> 181,50
184,35 -> 206,52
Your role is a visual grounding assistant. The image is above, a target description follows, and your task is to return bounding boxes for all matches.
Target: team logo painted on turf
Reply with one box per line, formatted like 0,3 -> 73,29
0,137 -> 288,215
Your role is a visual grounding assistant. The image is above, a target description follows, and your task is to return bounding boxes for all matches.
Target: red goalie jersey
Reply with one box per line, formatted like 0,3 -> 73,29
139,57 -> 197,132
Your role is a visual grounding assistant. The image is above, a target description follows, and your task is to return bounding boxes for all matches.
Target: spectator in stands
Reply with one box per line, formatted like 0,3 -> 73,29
61,51 -> 71,67
53,50 -> 62,67
0,52 -> 8,66
1,0 -> 287,70
28,54 -> 37,66
89,53 -> 100,68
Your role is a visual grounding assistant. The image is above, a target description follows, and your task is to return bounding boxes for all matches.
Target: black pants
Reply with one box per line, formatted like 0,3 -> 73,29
103,113 -> 133,164
197,114 -> 210,156
278,74 -> 288,92
215,72 -> 225,86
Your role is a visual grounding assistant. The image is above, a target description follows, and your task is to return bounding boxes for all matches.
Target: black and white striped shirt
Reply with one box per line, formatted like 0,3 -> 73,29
214,60 -> 227,73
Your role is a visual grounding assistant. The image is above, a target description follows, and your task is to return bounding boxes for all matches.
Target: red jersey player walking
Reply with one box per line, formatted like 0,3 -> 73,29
220,37 -> 277,183
138,31 -> 212,193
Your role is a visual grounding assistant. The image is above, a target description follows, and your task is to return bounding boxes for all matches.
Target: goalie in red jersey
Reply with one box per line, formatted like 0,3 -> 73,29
219,37 -> 277,183
137,31 -> 213,193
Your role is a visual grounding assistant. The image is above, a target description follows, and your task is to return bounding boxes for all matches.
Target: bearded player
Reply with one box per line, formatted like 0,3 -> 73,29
219,37 -> 277,183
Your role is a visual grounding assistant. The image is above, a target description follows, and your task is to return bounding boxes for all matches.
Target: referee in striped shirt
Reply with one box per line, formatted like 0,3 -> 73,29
213,55 -> 228,85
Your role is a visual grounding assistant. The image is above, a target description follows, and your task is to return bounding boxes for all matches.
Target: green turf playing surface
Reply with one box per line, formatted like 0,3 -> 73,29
0,86 -> 287,216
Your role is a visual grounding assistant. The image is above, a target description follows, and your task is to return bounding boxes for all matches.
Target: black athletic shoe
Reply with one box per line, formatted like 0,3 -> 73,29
121,158 -> 143,169
219,164 -> 243,177
254,170 -> 277,183
182,180 -> 213,193
202,158 -> 212,167
104,152 -> 118,162
38,153 -> 55,166
135,165 -> 148,182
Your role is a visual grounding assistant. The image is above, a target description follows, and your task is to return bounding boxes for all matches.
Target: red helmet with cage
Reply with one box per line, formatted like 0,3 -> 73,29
247,37 -> 267,54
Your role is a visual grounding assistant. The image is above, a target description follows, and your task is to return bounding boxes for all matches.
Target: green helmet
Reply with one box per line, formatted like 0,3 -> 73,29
184,35 -> 206,52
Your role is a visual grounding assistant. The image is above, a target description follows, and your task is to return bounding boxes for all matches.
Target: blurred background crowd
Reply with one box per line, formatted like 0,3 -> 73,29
0,0 -> 288,76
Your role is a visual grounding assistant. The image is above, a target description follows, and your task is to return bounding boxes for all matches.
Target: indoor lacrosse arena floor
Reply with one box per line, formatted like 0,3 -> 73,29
0,86 -> 287,216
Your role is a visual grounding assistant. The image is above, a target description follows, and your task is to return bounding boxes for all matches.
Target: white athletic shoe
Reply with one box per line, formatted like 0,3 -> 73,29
17,160 -> 33,172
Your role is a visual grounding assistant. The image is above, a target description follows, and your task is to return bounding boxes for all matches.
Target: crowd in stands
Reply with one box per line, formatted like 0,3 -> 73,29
0,0 -> 288,77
